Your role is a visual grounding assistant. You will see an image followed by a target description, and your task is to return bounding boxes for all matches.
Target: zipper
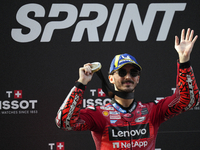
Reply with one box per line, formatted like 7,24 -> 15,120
128,122 -> 132,150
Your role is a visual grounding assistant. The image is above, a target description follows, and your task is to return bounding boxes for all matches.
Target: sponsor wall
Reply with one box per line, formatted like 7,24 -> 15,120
1,0 -> 200,149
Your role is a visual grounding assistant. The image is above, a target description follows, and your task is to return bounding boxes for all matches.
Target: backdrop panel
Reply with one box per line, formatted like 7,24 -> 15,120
0,0 -> 200,150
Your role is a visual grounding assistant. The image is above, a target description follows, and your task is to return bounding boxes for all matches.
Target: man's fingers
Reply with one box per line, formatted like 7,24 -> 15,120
189,29 -> 194,41
192,35 -> 198,43
185,28 -> 191,40
180,28 -> 198,42
181,29 -> 185,41
175,36 -> 179,46
83,63 -> 92,75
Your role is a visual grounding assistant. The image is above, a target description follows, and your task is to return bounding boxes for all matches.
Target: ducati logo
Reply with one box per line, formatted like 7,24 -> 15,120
135,117 -> 146,122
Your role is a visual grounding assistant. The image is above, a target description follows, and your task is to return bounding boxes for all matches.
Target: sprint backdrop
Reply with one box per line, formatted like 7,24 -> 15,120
0,0 -> 200,150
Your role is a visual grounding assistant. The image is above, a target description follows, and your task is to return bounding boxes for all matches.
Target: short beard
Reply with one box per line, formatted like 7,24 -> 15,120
116,85 -> 135,93
113,80 -> 137,93
119,88 -> 134,93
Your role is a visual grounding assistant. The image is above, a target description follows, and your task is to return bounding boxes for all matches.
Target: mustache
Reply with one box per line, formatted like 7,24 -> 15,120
122,80 -> 134,84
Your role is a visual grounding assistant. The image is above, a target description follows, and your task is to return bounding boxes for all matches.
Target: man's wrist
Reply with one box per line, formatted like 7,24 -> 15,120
77,78 -> 88,85
179,60 -> 191,69
75,81 -> 86,90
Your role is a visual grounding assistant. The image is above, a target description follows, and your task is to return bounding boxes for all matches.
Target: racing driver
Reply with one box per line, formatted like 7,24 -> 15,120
55,28 -> 199,150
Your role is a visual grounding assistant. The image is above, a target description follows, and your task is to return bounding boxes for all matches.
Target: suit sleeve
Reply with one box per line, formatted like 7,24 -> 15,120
164,61 -> 199,120
152,61 -> 199,123
55,82 -> 90,131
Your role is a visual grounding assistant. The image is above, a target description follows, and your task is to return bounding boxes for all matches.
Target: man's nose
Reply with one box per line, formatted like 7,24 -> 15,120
124,72 -> 131,78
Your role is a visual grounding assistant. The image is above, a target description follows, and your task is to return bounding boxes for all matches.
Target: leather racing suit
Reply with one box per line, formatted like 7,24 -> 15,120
55,61 -> 199,150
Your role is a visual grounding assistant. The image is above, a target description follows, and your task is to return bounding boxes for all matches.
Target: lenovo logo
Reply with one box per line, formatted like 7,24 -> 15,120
109,124 -> 149,140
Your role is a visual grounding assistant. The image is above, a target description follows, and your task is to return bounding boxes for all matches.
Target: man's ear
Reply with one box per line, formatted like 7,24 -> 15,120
136,76 -> 140,84
108,75 -> 114,84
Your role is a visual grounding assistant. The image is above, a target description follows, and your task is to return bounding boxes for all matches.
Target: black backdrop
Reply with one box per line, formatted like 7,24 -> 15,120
1,0 -> 200,150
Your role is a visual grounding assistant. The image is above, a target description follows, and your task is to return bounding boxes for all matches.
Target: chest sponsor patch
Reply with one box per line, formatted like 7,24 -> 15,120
108,124 -> 150,141
141,108 -> 148,115
110,120 -> 118,124
102,111 -> 109,116
100,106 -> 114,110
110,111 -> 121,119
135,117 -> 146,123
123,113 -> 133,118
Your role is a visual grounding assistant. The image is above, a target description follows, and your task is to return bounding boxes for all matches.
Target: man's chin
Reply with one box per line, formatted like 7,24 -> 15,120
118,88 -> 134,93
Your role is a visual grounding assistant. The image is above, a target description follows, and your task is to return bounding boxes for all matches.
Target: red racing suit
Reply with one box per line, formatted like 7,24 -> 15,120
55,62 -> 199,150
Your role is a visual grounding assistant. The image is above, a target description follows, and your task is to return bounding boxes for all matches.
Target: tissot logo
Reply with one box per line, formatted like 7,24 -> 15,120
48,142 -> 65,150
0,90 -> 38,115
98,88 -> 106,97
82,88 -> 111,108
14,90 -> 22,99
11,3 -> 186,43
109,124 -> 149,140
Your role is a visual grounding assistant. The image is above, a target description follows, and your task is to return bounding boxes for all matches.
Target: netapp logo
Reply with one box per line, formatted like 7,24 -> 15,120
109,124 -> 149,140
11,3 -> 186,43
113,141 -> 148,149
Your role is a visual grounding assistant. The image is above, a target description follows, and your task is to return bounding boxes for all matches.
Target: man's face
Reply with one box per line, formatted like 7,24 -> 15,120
109,64 -> 140,93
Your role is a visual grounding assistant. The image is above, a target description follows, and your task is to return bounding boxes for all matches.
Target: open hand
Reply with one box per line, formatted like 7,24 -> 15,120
175,28 -> 198,63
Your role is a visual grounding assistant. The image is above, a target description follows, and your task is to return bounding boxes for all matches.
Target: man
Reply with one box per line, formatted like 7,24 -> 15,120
55,28 -> 199,150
